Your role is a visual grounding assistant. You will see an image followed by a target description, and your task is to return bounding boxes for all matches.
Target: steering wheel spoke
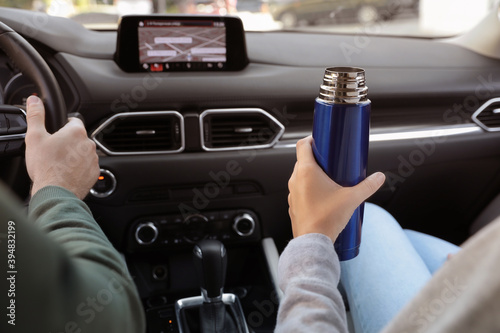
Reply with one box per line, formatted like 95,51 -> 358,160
0,104 -> 26,155
0,21 -> 65,194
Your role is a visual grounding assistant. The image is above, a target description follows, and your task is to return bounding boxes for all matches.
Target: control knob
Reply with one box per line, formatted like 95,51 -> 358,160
135,222 -> 159,245
232,213 -> 255,237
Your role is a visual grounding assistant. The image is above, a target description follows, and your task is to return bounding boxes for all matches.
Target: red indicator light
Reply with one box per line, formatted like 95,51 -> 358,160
151,63 -> 163,72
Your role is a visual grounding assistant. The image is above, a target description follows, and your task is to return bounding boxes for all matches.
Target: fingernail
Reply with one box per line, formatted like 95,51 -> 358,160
370,172 -> 386,184
26,95 -> 40,107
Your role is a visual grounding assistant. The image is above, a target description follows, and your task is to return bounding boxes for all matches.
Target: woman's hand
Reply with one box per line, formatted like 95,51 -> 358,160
288,136 -> 386,242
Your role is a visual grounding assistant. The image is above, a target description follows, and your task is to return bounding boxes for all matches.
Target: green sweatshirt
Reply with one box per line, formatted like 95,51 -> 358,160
0,184 -> 146,332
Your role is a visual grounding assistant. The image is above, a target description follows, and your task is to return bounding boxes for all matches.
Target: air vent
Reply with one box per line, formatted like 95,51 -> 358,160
200,109 -> 285,151
472,98 -> 500,132
92,111 -> 184,155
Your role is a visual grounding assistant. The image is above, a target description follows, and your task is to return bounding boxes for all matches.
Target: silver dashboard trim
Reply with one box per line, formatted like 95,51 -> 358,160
91,111 -> 185,156
472,97 -> 500,132
199,108 -> 285,152
369,124 -> 482,142
175,293 -> 250,333
274,124 -> 483,148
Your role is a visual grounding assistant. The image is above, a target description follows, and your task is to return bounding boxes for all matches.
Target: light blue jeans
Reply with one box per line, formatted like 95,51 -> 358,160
340,203 -> 461,333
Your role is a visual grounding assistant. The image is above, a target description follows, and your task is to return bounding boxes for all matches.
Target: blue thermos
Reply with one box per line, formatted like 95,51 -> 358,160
312,67 -> 370,261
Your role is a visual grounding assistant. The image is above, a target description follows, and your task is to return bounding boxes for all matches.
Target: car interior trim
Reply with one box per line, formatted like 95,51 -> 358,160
472,97 -> 500,132
262,237 -> 284,301
369,124 -> 483,142
274,124 -> 482,149
0,133 -> 25,141
175,293 -> 250,333
91,110 -> 185,155
199,108 -> 285,152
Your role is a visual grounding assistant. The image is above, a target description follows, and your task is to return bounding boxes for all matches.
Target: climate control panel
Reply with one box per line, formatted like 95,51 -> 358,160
128,209 -> 260,251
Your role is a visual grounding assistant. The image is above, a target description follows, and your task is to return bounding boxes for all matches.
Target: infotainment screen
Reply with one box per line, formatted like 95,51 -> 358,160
138,19 -> 226,71
116,16 -> 248,72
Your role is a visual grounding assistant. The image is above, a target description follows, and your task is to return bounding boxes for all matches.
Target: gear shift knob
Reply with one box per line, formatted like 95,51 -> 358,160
193,240 -> 227,302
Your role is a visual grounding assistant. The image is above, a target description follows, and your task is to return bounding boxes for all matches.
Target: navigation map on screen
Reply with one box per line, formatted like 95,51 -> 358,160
138,19 -> 226,71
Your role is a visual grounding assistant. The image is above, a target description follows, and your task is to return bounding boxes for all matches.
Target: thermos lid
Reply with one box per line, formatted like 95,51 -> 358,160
318,67 -> 368,104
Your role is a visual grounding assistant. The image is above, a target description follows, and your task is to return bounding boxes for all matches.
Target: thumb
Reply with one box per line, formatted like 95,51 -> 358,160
26,95 -> 48,138
351,172 -> 386,203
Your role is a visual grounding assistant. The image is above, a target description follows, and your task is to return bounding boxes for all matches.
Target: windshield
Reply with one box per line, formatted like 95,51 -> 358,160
3,0 -> 497,37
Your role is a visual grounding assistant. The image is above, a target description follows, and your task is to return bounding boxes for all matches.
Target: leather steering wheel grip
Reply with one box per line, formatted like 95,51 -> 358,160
0,21 -> 66,133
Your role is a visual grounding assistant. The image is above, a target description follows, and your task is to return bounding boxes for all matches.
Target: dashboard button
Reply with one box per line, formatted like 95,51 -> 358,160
90,169 -> 117,198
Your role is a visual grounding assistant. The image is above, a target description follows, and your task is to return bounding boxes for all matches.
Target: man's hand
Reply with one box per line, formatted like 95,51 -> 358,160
288,136 -> 386,242
25,95 -> 99,199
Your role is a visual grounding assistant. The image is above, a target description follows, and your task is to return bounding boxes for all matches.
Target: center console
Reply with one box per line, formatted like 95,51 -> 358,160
125,208 -> 281,332
106,14 -> 279,332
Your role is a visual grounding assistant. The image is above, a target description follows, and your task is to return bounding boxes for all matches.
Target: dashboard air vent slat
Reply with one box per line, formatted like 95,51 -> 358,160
472,98 -> 500,132
200,109 -> 285,151
92,111 -> 184,155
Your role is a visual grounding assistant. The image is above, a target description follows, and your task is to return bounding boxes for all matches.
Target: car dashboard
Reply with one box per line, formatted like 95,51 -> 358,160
1,8 -> 500,333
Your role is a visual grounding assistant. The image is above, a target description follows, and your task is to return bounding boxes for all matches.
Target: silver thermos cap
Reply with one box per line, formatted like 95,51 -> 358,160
318,67 -> 368,104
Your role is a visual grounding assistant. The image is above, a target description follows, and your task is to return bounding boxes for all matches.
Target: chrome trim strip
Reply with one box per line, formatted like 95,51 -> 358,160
472,97 -> 500,132
199,108 -> 285,152
262,238 -> 284,301
0,133 -> 25,142
175,293 -> 250,333
3,73 -> 23,95
91,111 -> 185,156
369,125 -> 482,142
274,124 -> 483,148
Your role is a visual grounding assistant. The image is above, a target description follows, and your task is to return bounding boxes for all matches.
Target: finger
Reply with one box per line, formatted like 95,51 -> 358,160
295,135 -> 314,163
67,116 -> 84,126
58,117 -> 87,137
351,172 -> 386,203
25,95 -> 48,138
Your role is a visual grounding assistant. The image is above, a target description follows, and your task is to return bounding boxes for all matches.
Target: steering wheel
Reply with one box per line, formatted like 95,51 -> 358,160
0,21 -> 66,192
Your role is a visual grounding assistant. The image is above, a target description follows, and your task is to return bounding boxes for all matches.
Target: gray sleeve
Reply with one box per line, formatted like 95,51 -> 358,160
382,216 -> 500,333
275,233 -> 348,333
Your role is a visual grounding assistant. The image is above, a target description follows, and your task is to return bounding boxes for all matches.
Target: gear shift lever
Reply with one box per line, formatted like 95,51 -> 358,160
193,240 -> 235,333
193,240 -> 227,302
175,240 -> 249,333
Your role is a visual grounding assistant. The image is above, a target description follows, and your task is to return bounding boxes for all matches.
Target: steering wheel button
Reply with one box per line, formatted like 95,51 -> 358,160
0,114 -> 7,135
5,140 -> 24,153
5,113 -> 27,134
